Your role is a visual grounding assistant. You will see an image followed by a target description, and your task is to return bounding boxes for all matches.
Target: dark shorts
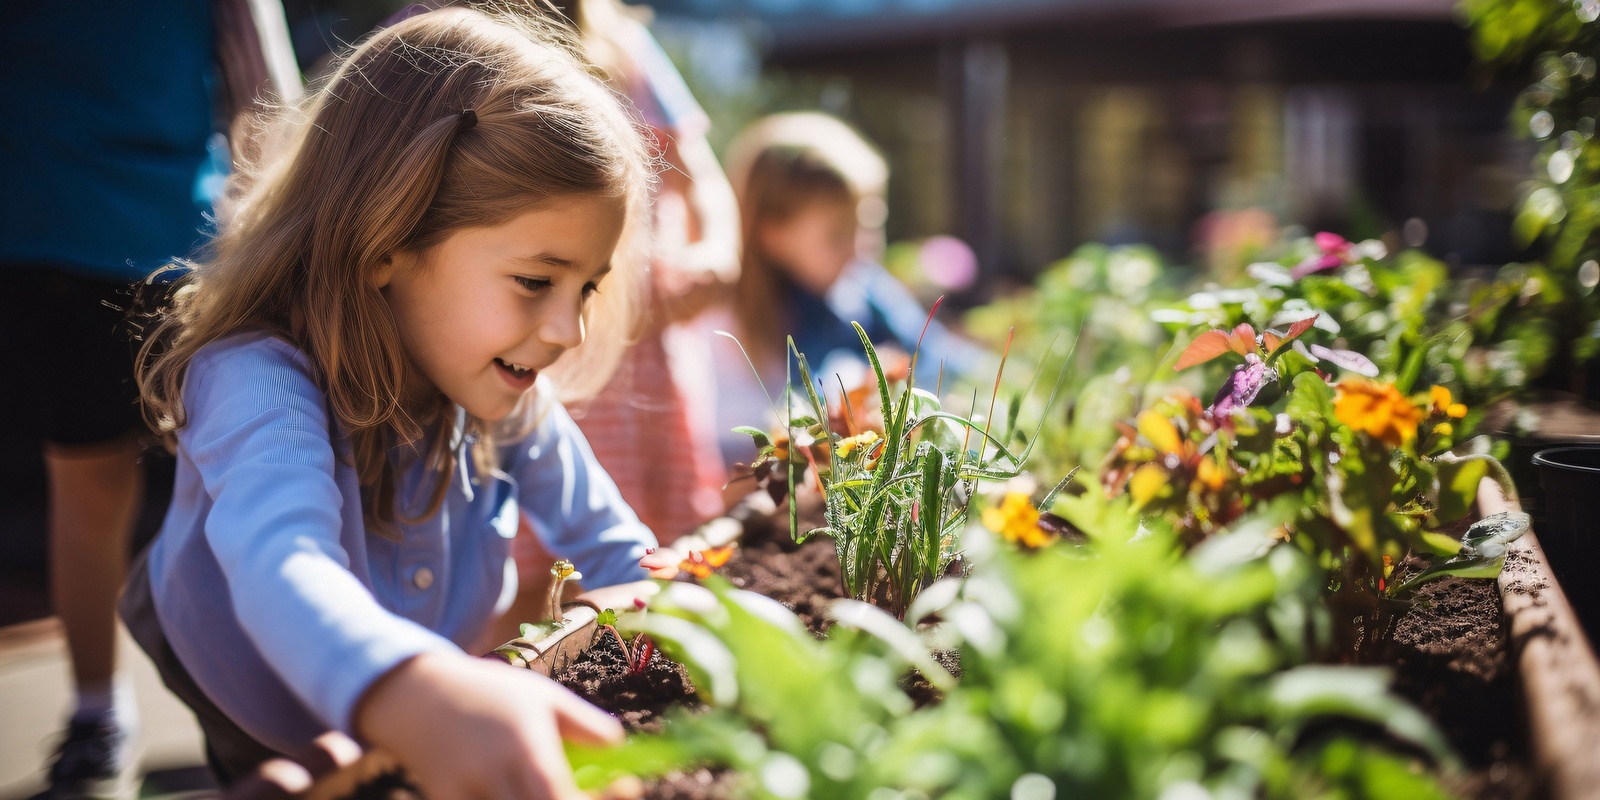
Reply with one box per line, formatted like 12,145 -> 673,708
0,264 -> 148,446
121,545 -> 285,784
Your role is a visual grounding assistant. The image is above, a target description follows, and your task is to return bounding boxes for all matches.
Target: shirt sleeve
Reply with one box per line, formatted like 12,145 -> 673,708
853,262 -> 996,384
503,398 -> 658,589
181,338 -> 460,735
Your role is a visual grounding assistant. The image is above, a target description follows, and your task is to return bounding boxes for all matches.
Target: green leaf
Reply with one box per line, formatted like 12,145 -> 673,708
1417,531 -> 1464,558
1433,456 -> 1488,523
1267,665 -> 1458,769
569,733 -> 698,791
920,449 -> 947,576
1392,511 -> 1531,594
596,608 -> 618,627
733,426 -> 772,448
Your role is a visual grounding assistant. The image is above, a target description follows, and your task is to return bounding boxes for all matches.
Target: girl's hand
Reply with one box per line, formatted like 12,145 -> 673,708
638,547 -> 683,580
355,651 -> 622,800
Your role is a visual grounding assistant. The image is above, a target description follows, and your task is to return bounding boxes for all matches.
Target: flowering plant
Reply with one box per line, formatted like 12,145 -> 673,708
571,526 -> 1459,799
740,321 -> 1064,617
1093,313 -> 1525,655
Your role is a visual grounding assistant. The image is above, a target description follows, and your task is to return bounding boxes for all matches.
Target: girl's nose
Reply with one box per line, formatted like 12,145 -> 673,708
538,297 -> 586,351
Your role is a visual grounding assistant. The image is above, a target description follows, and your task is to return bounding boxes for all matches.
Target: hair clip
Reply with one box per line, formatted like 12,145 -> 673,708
458,109 -> 477,132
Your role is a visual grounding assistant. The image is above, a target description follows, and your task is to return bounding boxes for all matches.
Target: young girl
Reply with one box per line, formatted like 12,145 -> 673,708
709,112 -> 989,466
123,8 -> 659,796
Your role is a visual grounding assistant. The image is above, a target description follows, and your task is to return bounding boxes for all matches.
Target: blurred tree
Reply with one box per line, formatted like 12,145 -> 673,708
1462,0 -> 1600,392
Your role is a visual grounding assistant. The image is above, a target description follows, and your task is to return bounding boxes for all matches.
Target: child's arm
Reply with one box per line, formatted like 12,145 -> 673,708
354,651 -> 620,800
503,397 -> 659,587
182,340 -> 464,732
182,339 -> 617,794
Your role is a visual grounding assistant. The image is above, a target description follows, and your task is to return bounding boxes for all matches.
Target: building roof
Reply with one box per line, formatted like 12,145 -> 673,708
645,0 -> 1458,54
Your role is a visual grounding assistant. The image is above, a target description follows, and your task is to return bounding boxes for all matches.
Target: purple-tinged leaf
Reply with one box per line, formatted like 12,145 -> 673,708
1210,355 -> 1277,416
1308,344 -> 1379,377
1290,253 -> 1344,280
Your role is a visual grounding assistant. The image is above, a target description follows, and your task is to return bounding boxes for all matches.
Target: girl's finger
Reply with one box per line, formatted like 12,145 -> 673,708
549,686 -> 625,747
223,759 -> 312,800
520,720 -> 586,800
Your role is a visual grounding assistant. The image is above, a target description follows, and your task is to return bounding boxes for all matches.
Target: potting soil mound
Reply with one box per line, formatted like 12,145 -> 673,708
555,628 -> 702,733
718,533 -> 844,636
1389,573 -> 1532,800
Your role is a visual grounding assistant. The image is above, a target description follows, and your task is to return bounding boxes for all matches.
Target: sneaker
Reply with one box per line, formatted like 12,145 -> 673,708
47,717 -> 136,800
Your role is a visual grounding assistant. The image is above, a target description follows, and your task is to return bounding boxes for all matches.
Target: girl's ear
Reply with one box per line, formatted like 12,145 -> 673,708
371,252 -> 413,289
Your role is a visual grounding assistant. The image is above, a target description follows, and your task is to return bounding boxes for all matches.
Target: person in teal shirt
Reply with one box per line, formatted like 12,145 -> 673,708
0,2 -> 221,797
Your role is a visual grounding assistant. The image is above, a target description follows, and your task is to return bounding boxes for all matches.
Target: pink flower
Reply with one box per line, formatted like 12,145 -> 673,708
1291,232 -> 1353,279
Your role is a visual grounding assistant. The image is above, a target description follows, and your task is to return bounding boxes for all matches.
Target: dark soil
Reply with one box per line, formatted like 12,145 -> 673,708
718,533 -> 844,636
635,767 -> 744,800
553,628 -> 702,733
550,626 -> 742,800
340,769 -> 422,800
901,649 -> 961,709
1386,574 -> 1533,800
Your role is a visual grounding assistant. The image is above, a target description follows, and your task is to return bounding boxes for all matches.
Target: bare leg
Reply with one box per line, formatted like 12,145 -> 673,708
46,435 -> 144,690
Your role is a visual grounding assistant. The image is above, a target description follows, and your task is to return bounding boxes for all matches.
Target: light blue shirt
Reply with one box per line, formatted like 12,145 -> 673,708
146,332 -> 657,753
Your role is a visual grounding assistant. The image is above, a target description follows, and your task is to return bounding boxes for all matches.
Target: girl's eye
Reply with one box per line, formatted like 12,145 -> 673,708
514,276 -> 552,293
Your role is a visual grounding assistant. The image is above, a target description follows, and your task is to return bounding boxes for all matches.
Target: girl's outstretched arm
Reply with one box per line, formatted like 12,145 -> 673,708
178,335 -> 464,735
183,337 -> 620,796
503,398 -> 659,588
355,651 -> 621,800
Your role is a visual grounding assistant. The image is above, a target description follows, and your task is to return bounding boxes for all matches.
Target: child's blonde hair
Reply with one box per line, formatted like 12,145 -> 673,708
724,111 -> 887,364
139,6 -> 653,530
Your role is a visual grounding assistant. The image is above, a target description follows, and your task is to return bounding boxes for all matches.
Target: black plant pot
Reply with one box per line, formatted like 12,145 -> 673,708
1533,445 -> 1600,641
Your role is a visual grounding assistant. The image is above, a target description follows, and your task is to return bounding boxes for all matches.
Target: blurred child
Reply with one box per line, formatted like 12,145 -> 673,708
711,112 -> 988,466
124,9 -> 659,794
558,0 -> 739,544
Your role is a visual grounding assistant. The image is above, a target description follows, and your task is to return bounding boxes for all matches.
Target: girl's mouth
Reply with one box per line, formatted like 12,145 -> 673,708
494,358 -> 538,389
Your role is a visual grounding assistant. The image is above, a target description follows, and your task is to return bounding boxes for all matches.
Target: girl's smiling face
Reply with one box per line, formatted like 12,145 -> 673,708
378,194 -> 627,422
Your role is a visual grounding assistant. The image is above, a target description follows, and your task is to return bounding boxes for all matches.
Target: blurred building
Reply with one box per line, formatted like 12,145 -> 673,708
647,0 -> 1529,282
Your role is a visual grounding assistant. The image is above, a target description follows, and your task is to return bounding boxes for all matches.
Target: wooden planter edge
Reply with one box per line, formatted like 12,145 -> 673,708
1482,478 -> 1600,800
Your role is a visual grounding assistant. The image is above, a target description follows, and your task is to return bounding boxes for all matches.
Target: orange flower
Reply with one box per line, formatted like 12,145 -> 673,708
1334,379 -> 1423,447
1428,385 -> 1468,419
1194,456 -> 1227,493
678,546 -> 735,579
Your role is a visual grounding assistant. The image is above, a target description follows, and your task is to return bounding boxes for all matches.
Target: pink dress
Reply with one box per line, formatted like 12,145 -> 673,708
569,15 -> 727,543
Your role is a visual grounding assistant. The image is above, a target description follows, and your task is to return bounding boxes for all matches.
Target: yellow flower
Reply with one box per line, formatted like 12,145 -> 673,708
1129,463 -> 1168,507
1334,378 -> 1423,447
982,492 -> 1055,549
1137,410 -> 1182,455
1195,456 -> 1226,493
1434,422 -> 1454,437
835,430 -> 881,458
551,560 -> 579,580
1429,385 -> 1468,419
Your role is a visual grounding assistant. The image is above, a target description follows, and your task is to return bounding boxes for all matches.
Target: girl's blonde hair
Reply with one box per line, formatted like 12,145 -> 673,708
139,6 -> 653,530
724,112 -> 887,365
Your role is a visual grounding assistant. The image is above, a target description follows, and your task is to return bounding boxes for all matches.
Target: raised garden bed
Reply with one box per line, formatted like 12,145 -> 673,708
279,480 -> 1600,800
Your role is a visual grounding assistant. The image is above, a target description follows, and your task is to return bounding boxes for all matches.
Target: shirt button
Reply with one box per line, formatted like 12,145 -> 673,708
412,567 -> 435,590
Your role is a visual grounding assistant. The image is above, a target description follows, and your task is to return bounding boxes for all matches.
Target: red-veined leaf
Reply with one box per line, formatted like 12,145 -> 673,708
1174,330 -> 1233,371
1263,316 -> 1319,355
1228,323 -> 1257,356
